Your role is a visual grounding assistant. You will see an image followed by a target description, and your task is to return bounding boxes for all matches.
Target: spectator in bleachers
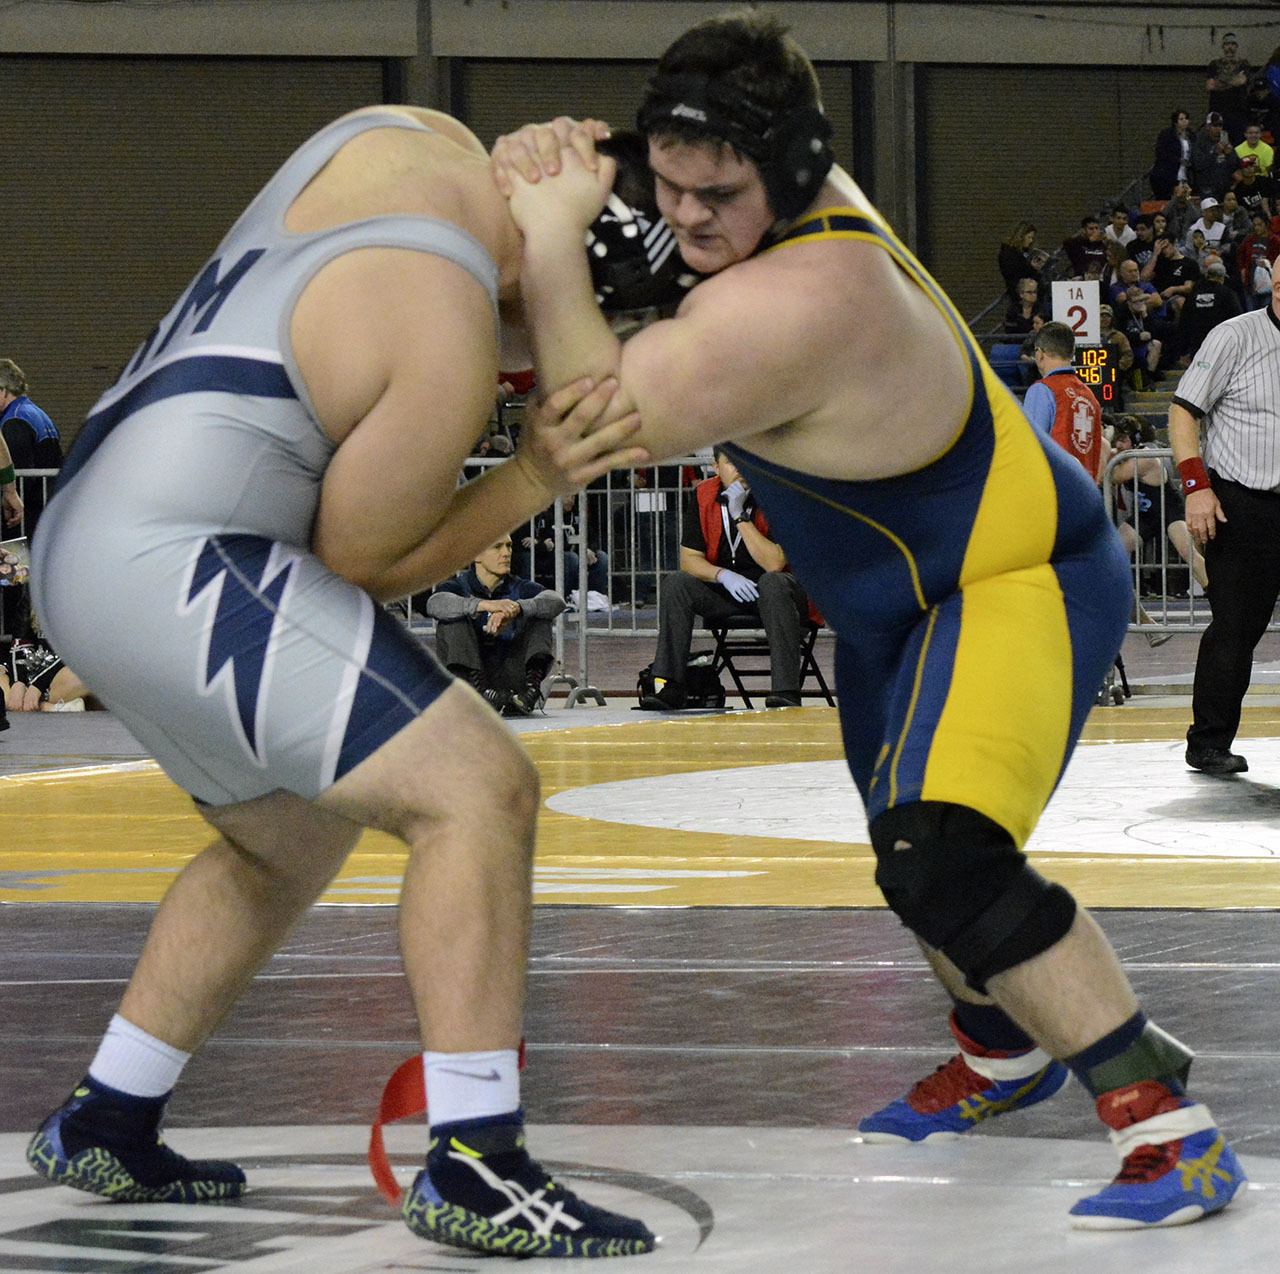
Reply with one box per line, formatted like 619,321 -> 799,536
1149,109 -> 1194,199
1110,415 -> 1207,594
1256,46 -> 1280,137
1175,258 -> 1241,361
1104,205 -> 1136,249
1231,157 -> 1272,221
1150,236 -> 1200,314
425,534 -> 565,718
1161,180 -> 1197,246
0,359 -> 59,529
1207,33 -> 1252,142
1062,215 -> 1106,278
1099,239 -> 1127,295
997,221 -> 1046,298
1235,122 -> 1274,177
1190,113 -> 1241,200
1238,210 -> 1280,307
1128,216 -> 1159,276
1111,270 -> 1166,380
1017,312 -> 1047,386
1218,189 -> 1251,246
1185,195 -> 1228,254
1002,278 -> 1044,336
1246,69 -> 1275,135
1097,305 -> 1134,406
638,446 -> 810,712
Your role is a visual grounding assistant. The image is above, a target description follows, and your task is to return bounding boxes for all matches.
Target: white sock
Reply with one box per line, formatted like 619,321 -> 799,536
88,1014 -> 190,1098
424,1049 -> 520,1127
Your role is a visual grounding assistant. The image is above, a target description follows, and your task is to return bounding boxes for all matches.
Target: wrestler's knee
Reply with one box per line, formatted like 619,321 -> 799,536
869,801 -> 1076,992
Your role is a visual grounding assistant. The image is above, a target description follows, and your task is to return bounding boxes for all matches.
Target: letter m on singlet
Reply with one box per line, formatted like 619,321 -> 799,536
134,249 -> 266,371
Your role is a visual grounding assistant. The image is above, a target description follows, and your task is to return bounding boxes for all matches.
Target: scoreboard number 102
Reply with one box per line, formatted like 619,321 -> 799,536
1074,345 -> 1117,401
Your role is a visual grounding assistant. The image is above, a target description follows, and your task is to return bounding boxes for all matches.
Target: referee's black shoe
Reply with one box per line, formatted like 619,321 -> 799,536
1185,745 -> 1248,776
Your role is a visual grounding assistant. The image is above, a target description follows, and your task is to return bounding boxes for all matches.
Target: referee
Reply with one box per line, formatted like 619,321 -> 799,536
1169,271 -> 1280,775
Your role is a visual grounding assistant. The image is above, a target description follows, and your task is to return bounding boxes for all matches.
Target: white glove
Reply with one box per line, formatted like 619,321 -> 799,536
723,480 -> 749,521
717,568 -> 759,603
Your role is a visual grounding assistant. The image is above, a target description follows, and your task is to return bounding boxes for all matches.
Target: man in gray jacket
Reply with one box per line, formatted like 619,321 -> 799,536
426,533 -> 566,716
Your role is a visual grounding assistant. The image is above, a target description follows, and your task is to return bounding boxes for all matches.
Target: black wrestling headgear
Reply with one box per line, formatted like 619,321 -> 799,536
636,73 -> 833,221
587,131 -> 703,313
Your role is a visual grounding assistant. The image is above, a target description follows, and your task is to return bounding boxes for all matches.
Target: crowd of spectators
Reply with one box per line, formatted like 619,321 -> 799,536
995,34 -> 1280,391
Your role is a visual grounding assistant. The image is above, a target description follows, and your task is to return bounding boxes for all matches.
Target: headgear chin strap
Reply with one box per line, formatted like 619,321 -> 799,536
636,72 -> 834,222
586,193 -> 702,314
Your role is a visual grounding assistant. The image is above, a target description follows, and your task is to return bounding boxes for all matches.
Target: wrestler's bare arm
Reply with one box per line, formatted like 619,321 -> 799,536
298,248 -> 642,599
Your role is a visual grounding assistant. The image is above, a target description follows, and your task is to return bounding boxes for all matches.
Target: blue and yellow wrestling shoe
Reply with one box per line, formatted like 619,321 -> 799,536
26,1076 -> 246,1203
1070,1084 -> 1246,1229
403,1112 -> 656,1258
858,1016 -> 1070,1144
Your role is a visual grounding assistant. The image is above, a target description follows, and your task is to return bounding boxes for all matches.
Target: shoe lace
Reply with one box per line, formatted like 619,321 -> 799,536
1115,1141 -> 1180,1185
907,1054 -> 991,1113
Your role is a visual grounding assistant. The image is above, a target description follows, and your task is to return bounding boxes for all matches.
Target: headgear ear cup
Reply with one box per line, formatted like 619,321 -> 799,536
761,107 -> 834,220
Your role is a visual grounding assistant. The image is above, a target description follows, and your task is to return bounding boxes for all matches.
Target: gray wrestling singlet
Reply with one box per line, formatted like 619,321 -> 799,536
33,111 -> 495,804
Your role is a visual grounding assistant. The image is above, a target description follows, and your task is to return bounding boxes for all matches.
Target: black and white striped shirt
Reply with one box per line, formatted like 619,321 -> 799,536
1174,304 -> 1280,489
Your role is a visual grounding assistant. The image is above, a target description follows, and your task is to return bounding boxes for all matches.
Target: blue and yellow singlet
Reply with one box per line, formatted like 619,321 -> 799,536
725,206 -> 1132,846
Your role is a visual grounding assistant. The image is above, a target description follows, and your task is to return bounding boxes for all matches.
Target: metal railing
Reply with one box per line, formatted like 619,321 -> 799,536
1100,447 -> 1216,634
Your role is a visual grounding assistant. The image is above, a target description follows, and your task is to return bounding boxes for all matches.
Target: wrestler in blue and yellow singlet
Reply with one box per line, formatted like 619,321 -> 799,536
725,206 -> 1132,848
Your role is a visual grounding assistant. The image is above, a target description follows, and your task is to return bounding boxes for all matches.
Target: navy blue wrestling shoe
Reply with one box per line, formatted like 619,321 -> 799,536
402,1112 -> 656,1258
26,1076 -> 246,1202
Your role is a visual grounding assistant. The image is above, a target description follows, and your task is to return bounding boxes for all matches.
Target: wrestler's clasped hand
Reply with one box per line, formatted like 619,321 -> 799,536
490,116 -> 611,196
517,376 -> 648,497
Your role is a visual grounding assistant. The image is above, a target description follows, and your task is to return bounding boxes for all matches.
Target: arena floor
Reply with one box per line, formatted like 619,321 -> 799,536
3,650 -> 1280,1271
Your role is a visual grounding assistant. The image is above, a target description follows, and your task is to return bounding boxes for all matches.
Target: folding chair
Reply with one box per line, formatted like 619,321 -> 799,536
707,617 -> 835,708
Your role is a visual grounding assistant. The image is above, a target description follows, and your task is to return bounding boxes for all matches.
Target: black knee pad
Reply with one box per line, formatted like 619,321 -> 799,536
869,801 -> 1077,992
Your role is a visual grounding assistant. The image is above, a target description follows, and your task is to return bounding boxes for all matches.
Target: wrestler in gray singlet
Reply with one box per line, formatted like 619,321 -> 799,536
32,112 -> 485,804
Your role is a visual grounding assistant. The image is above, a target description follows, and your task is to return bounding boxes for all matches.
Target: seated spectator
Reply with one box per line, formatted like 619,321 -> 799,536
639,446 -> 810,711
1110,415 -> 1207,595
1149,109 -> 1194,199
522,491 -> 612,611
1238,210 -> 1280,307
1017,312 -> 1047,386
1002,278 -> 1044,335
0,360 -> 61,509
1185,195 -> 1228,254
1190,113 -> 1241,199
1097,305 -> 1134,406
1128,216 -> 1159,275
1175,257 -> 1241,361
1104,205 -> 1136,248
1219,189 -> 1251,247
1235,122 -> 1274,176
425,534 -> 565,717
1063,215 -> 1107,278
1110,270 -> 1166,378
0,635 -> 98,713
997,220 -> 1047,298
1232,158 -> 1273,221
1150,237 -> 1200,314
1161,181 -> 1198,246
1100,239 -> 1127,295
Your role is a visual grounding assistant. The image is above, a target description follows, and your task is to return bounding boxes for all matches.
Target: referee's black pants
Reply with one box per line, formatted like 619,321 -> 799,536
1188,472 -> 1280,752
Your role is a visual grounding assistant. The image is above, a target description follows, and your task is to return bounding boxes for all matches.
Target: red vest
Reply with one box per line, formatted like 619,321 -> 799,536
693,475 -> 824,625
1044,369 -> 1102,481
695,475 -> 769,563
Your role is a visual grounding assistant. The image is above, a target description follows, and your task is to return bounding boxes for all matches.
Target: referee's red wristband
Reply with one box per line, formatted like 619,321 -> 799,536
1178,458 -> 1212,496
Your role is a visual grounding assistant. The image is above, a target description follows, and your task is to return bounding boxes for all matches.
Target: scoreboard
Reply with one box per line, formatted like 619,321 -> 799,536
1074,344 -> 1119,404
